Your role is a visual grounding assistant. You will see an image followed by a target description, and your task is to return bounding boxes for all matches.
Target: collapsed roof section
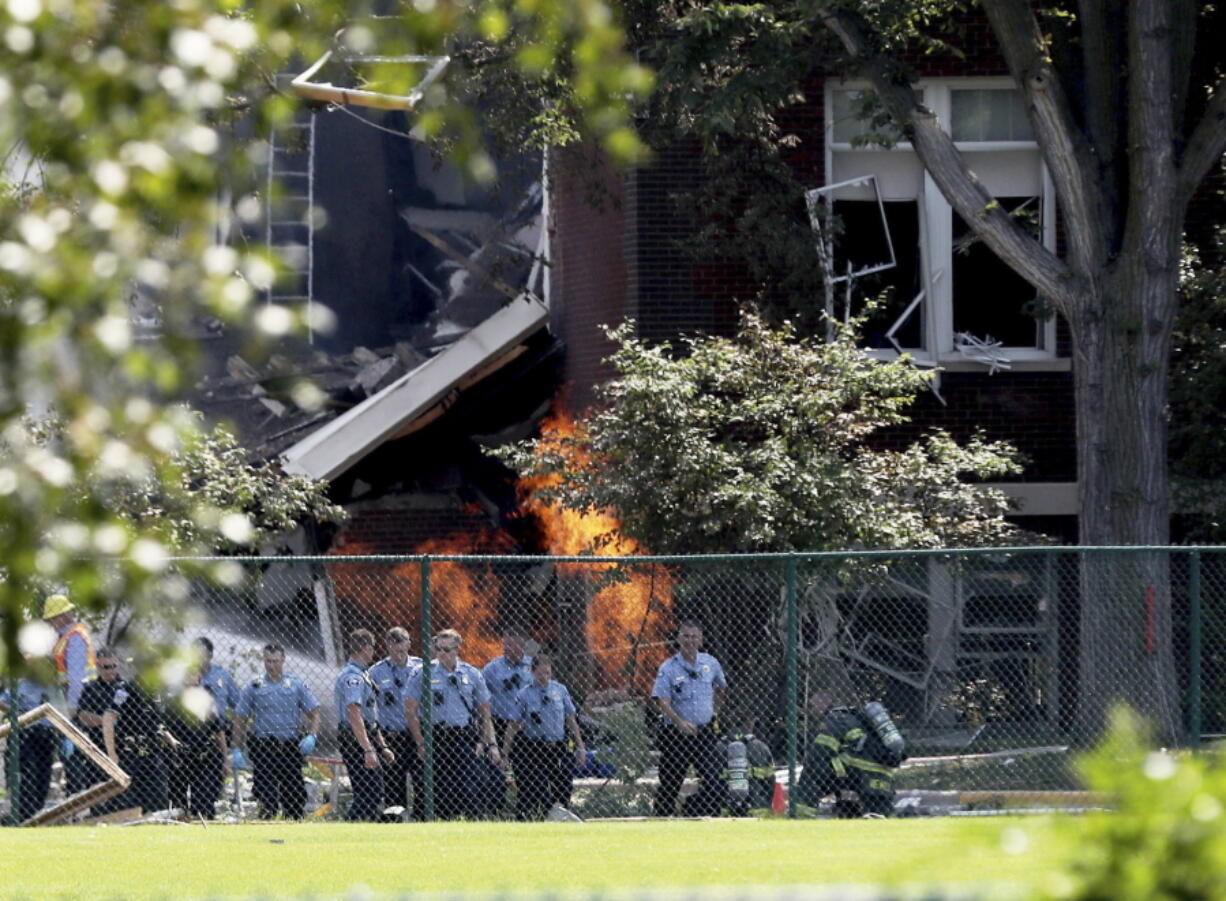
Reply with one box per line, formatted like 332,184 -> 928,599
196,66 -> 553,481
280,292 -> 549,481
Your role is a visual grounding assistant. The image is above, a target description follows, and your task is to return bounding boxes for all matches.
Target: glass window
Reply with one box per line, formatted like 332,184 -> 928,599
830,89 -> 915,145
951,90 -> 1034,142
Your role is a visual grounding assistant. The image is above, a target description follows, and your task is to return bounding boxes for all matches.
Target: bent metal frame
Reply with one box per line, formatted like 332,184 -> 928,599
0,702 -> 130,826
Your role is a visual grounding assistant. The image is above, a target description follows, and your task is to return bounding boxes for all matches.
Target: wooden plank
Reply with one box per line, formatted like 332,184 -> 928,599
74,806 -> 143,826
1,703 -> 131,826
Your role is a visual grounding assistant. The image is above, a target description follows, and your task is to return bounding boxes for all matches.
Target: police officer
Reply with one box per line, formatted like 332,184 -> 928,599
75,648 -> 125,795
231,644 -> 321,819
0,667 -> 60,823
102,667 -> 175,815
651,621 -> 726,816
481,626 -> 532,813
44,593 -> 96,795
334,629 -> 394,821
195,637 -> 239,721
405,628 -> 500,820
368,626 -> 421,819
165,667 -> 229,819
796,691 -> 906,818
501,653 -> 586,820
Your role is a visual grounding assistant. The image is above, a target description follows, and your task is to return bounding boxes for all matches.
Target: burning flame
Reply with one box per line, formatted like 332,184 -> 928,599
519,404 -> 674,687
327,522 -> 508,664
327,401 -> 675,694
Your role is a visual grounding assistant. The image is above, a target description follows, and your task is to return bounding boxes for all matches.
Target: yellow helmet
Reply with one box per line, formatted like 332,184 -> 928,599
42,593 -> 75,619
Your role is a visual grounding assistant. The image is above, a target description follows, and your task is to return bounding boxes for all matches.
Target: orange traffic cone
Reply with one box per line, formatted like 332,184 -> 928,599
771,780 -> 787,816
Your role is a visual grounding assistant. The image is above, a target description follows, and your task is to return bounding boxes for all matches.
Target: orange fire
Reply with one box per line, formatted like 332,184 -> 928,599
413,533 -> 503,664
518,404 -> 674,688
326,401 -> 674,693
327,525 -> 508,665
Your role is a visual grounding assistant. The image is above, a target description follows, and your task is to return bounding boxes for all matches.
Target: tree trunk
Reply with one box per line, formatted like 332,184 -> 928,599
1071,257 -> 1181,743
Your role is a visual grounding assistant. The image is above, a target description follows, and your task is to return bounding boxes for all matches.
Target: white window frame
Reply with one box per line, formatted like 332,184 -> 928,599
825,77 -> 1060,366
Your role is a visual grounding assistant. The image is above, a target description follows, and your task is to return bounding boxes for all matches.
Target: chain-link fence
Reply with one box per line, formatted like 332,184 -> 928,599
5,546 -> 1225,824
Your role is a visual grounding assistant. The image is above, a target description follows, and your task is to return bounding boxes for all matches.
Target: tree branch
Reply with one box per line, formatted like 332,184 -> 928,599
981,0 -> 1110,271
1177,80 -> 1226,209
1075,0 -> 1126,182
1125,0 -> 1180,272
820,7 -> 1082,312
1169,0 -> 1198,128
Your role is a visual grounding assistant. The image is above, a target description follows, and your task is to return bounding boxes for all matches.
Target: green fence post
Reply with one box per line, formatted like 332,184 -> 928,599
785,553 -> 798,818
420,555 -> 434,821
5,675 -> 18,825
1188,550 -> 1202,749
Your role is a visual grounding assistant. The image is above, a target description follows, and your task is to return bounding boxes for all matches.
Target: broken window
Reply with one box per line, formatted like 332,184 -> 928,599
824,79 -> 1058,365
952,196 -> 1043,347
832,199 -> 923,349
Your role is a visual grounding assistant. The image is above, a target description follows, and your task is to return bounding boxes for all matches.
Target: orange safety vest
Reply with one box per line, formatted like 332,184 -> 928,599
52,620 -> 97,685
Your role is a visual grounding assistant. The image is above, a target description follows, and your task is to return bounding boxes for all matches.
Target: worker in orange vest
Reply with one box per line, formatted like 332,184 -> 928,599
44,593 -> 96,794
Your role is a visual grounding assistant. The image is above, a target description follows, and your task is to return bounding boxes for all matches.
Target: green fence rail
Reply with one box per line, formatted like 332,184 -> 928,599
4,546 -> 1224,824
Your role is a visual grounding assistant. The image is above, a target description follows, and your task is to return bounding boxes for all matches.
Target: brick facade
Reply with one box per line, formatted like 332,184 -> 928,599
547,22 -> 1078,523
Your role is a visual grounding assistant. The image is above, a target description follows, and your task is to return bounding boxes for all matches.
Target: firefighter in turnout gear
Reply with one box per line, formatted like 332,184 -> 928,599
796,692 -> 906,818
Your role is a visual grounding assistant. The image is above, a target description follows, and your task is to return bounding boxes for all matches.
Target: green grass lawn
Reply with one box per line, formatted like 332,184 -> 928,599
0,817 -> 1070,901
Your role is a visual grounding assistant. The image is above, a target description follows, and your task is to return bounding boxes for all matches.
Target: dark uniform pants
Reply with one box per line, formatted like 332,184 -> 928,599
510,736 -> 570,820
381,728 -> 419,817
338,728 -> 385,821
169,746 -> 224,817
5,724 -> 55,823
655,722 -> 722,816
249,735 -> 306,819
103,741 -> 168,816
479,717 -> 515,815
430,725 -> 478,820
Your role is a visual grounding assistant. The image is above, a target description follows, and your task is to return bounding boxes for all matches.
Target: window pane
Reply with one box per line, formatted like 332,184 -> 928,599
951,90 -> 1034,142
831,200 -> 923,349
951,196 -> 1042,346
831,90 -> 915,144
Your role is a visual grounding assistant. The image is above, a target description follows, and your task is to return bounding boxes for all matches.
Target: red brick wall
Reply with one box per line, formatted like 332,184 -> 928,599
549,14 -> 1226,490
548,144 -> 631,409
628,140 -> 743,343
875,371 -> 1077,481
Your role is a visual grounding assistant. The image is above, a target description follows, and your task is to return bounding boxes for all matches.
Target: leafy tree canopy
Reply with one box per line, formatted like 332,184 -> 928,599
1171,228 -> 1226,542
0,0 -> 647,674
15,413 -> 345,555
500,313 -> 1029,554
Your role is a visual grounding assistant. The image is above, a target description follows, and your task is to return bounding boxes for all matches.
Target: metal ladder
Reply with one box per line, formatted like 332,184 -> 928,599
264,92 -> 317,341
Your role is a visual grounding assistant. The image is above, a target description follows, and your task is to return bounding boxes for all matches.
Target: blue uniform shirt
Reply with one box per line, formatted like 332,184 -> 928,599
236,673 -> 319,740
334,660 -> 378,728
483,655 -> 533,721
368,656 -> 421,732
0,678 -> 58,730
512,679 -> 575,742
407,661 -> 489,728
201,662 -> 240,718
652,652 -> 726,726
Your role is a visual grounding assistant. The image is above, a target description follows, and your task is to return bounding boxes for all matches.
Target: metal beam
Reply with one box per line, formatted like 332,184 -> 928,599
280,293 -> 549,480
